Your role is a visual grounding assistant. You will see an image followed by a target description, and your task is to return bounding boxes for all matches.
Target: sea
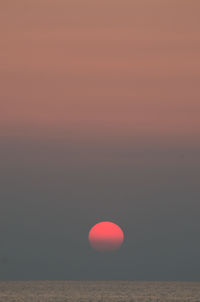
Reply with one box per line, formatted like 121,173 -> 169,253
0,281 -> 200,302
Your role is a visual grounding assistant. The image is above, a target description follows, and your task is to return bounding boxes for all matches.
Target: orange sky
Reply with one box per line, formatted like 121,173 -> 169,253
1,0 -> 200,144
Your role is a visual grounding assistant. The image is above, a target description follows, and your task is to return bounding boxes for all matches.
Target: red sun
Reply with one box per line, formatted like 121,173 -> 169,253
88,221 -> 124,252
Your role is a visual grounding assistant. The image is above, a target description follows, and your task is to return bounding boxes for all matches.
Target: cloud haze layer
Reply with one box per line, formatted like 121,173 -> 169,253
1,0 -> 200,142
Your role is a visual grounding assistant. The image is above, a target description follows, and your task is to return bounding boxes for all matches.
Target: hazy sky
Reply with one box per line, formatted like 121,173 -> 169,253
0,0 -> 200,280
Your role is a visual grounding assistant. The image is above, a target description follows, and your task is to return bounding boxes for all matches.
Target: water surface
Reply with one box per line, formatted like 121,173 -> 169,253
0,281 -> 200,301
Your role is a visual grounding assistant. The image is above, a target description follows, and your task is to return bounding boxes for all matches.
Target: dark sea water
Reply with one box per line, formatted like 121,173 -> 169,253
0,281 -> 200,302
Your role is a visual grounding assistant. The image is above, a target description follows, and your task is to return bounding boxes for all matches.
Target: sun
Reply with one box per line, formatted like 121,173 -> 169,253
88,221 -> 124,252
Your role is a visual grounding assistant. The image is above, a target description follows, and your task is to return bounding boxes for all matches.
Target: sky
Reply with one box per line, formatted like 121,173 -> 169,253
0,0 -> 200,280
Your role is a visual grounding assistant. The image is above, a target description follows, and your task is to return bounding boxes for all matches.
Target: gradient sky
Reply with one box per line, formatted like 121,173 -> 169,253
0,0 -> 200,280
